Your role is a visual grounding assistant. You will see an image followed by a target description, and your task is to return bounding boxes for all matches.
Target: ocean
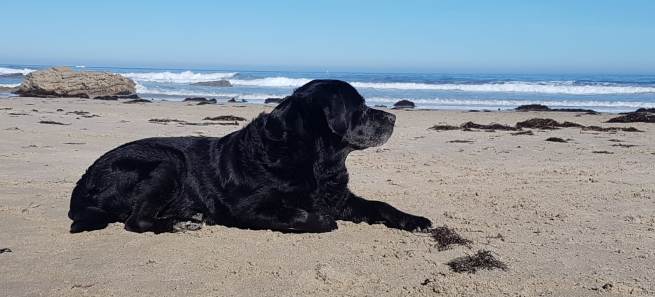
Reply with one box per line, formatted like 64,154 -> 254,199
2,65 -> 654,112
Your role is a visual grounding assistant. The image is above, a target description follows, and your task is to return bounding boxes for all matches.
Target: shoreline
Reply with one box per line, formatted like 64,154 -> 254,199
0,94 -> 645,114
1,96 -> 654,296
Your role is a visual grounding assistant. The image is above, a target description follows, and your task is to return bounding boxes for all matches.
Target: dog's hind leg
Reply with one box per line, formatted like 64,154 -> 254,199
123,163 -> 183,234
69,206 -> 110,233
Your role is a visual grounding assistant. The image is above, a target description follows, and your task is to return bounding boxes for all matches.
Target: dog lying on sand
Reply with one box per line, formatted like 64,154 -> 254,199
68,80 -> 432,233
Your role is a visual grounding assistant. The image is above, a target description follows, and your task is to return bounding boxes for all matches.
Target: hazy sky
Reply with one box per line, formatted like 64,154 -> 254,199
1,0 -> 654,73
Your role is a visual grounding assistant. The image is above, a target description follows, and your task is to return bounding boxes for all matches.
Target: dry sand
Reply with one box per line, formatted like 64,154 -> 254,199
1,97 -> 654,296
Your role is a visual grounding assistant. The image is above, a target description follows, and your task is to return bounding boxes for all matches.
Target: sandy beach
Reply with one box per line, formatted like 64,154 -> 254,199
1,97 -> 654,296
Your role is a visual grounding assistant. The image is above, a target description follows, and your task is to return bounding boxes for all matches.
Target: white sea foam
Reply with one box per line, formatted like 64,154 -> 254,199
121,71 -> 238,83
353,81 -> 655,95
136,83 -> 279,100
230,77 -> 312,88
226,76 -> 655,95
366,97 -> 655,109
0,83 -> 20,88
0,67 -> 36,75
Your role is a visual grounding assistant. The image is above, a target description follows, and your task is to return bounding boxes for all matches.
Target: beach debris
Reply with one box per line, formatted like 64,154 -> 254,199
64,142 -> 86,145
510,130 -> 534,136
516,104 -> 598,114
608,139 -> 623,142
265,97 -> 284,104
0,248 -> 11,254
545,137 -> 567,143
190,79 -> 232,87
448,140 -> 474,143
0,107 -> 12,110
15,67 -> 137,99
429,124 -> 460,131
203,115 -> 247,122
8,112 -> 29,116
607,109 -> 655,123
39,120 -> 70,125
393,99 -> 415,109
123,98 -> 152,104
426,226 -> 472,251
447,250 -> 508,273
592,150 -> 614,154
149,118 -> 239,126
461,121 -> 518,131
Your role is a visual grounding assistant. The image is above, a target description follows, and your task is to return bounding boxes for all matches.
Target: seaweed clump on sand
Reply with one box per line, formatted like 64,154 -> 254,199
429,124 -> 460,131
447,250 -> 508,273
583,126 -> 643,132
545,137 -> 568,143
606,109 -> 655,123
39,120 -> 70,125
148,118 -> 238,126
515,104 -> 598,114
427,226 -> 472,251
511,130 -> 534,136
203,115 -> 247,122
516,118 -> 583,129
460,121 -> 518,131
123,98 -> 152,104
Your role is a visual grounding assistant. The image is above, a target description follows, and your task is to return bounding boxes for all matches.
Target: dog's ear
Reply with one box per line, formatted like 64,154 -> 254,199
323,97 -> 348,136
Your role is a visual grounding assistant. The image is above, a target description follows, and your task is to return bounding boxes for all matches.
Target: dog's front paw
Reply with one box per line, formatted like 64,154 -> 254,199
173,221 -> 203,232
399,215 -> 432,232
304,213 -> 338,233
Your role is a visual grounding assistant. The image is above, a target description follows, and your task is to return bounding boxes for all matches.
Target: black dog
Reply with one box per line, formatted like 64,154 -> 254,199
68,80 -> 432,233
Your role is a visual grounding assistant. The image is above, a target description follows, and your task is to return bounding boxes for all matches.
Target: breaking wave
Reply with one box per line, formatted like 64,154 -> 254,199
0,67 -> 35,75
227,76 -> 655,95
121,71 -> 238,83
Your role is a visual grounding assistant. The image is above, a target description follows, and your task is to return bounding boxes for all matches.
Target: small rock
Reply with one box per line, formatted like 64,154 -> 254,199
264,98 -> 283,104
393,100 -> 415,109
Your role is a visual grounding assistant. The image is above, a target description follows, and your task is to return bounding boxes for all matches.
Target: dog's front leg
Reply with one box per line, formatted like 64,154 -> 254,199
338,192 -> 432,231
233,194 -> 337,233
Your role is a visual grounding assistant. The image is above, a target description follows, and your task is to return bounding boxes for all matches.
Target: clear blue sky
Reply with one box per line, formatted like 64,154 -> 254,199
1,0 -> 654,73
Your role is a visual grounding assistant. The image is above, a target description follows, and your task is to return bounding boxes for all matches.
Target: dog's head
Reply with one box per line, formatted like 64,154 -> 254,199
266,80 -> 395,150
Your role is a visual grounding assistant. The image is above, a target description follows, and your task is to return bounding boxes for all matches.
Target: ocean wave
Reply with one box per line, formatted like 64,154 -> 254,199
227,76 -> 655,95
230,77 -> 312,88
366,97 -> 655,109
121,71 -> 238,83
0,83 -> 20,87
136,84 -> 279,100
0,67 -> 36,75
352,81 -> 655,95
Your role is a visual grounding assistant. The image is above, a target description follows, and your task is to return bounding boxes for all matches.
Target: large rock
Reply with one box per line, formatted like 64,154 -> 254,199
15,67 -> 136,99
